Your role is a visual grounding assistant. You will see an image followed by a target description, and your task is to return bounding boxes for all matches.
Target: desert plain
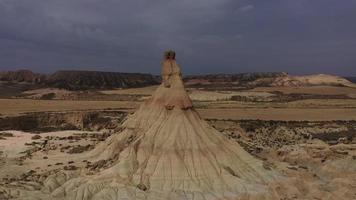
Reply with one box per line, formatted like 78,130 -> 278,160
1,71 -> 356,199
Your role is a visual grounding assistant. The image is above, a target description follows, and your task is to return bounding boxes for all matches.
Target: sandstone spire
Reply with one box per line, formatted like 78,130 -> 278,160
44,51 -> 280,200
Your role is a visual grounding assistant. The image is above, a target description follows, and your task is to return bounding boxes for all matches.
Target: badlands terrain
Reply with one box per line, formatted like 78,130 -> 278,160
1,70 -> 356,199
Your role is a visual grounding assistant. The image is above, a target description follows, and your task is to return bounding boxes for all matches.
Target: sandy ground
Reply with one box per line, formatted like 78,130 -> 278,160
0,131 -> 85,157
1,125 -> 356,199
0,99 -> 138,116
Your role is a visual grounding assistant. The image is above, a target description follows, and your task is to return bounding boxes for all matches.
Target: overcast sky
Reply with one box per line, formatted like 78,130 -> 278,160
0,0 -> 355,75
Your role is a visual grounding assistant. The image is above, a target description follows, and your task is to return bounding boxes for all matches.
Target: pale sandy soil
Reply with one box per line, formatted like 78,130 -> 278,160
270,74 -> 356,88
0,131 -> 34,157
1,126 -> 356,199
0,130 -> 102,192
0,130 -> 85,157
293,74 -> 356,87
0,99 -> 138,116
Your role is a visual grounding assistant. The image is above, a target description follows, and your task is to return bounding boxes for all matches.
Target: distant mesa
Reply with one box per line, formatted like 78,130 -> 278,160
0,69 -> 355,90
184,72 -> 356,88
47,70 -> 159,90
0,70 -> 160,90
0,69 -> 45,83
184,72 -> 287,87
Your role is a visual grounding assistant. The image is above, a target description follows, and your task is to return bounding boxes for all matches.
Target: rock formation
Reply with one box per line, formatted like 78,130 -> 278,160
271,74 -> 356,87
1,69 -> 355,92
0,70 -> 45,83
184,72 -> 286,88
0,70 -> 159,91
39,51 -> 283,200
47,70 -> 159,90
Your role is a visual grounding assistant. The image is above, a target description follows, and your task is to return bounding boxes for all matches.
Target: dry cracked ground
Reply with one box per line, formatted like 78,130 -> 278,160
1,85 -> 356,199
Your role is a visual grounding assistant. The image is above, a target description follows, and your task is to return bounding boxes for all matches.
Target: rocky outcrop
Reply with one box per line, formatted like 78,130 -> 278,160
208,119 -> 356,151
1,70 -> 355,91
0,70 -> 159,91
271,74 -> 356,87
0,111 -> 127,132
0,70 -> 45,83
46,70 -> 159,90
21,54 -> 284,200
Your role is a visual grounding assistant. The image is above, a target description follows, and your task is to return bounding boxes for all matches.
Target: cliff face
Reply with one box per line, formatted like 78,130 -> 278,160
185,72 -> 286,83
46,70 -> 159,90
0,70 -> 354,90
0,110 -> 127,132
0,70 -> 45,83
0,70 -> 159,90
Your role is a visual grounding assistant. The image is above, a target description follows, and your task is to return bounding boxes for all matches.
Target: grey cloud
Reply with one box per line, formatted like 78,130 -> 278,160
237,4 -> 255,13
0,0 -> 355,75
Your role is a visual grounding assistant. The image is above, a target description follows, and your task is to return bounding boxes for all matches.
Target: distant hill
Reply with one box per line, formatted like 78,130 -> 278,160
0,70 -> 46,83
271,74 -> 356,88
185,72 -> 285,83
184,72 -> 286,88
184,73 -> 356,88
0,70 -> 159,90
1,70 -> 355,91
47,70 -> 159,90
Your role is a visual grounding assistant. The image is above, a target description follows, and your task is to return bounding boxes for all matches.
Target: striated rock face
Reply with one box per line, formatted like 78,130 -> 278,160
42,103 -> 280,200
0,70 -> 45,83
1,70 -> 355,91
0,111 -> 127,132
47,70 -> 159,90
30,55 -> 287,200
209,119 -> 356,151
0,70 -> 159,90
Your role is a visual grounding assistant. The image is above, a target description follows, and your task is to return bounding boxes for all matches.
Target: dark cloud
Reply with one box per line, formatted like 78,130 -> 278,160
0,0 -> 355,75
